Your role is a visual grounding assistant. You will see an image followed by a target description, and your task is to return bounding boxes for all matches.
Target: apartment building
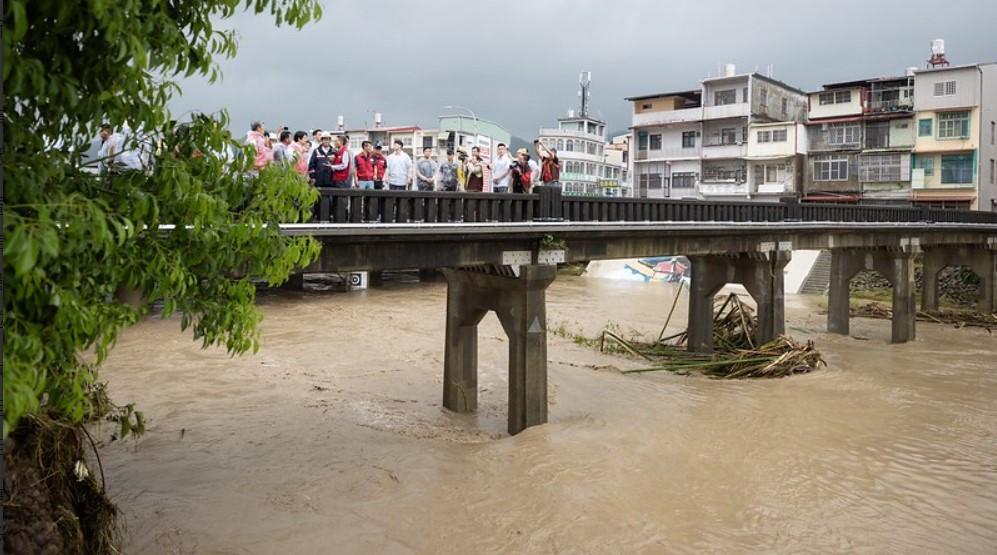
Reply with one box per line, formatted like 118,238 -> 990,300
537,113 -> 626,197
628,64 -> 807,200
911,63 -> 997,211
745,121 -> 808,196
803,75 -> 917,203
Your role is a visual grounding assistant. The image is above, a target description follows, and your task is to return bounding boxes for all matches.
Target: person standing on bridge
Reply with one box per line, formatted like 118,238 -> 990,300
289,131 -> 310,176
491,142 -> 513,193
438,150 -> 459,191
371,143 -> 388,189
465,146 -> 485,192
245,121 -> 272,175
272,130 -> 293,167
330,135 -> 351,189
535,140 -> 560,187
354,140 -> 377,190
308,132 -> 336,187
386,139 -> 413,190
416,147 -> 438,191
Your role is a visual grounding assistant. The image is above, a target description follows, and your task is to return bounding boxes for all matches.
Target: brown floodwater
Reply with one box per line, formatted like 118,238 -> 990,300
98,274 -> 997,554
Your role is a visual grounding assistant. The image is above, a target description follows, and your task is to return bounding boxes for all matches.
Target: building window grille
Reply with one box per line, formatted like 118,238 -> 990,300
937,111 -> 970,139
757,130 -> 771,143
771,129 -> 787,142
859,153 -> 904,182
813,155 -> 849,181
672,172 -> 696,188
826,123 -> 860,146
916,156 -> 935,176
940,153 -> 973,184
933,80 -> 957,96
714,89 -> 737,106
818,90 -> 852,105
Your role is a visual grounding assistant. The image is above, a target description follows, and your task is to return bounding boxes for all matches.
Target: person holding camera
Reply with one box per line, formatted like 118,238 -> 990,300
511,148 -> 534,194
535,139 -> 561,187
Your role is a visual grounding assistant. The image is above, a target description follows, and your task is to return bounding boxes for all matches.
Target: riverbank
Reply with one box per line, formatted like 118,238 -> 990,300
98,277 -> 997,553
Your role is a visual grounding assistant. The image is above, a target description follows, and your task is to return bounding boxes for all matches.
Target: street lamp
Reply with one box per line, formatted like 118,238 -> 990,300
443,105 -> 479,149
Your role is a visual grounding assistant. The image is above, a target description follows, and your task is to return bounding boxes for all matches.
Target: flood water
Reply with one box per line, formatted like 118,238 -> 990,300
99,275 -> 997,554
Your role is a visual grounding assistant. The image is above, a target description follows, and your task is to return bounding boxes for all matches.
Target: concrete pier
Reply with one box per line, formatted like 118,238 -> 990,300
442,265 -> 556,435
687,248 -> 791,353
827,245 -> 918,343
922,244 -> 997,314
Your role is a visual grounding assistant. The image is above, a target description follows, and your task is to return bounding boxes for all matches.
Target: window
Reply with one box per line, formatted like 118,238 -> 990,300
813,155 -> 849,181
937,111 -> 970,139
587,141 -> 598,154
742,87 -> 749,103
759,88 -> 768,106
865,121 -> 891,148
826,123 -> 860,145
933,80 -> 957,96
641,103 -> 652,110
568,137 -> 579,151
991,159 -> 995,185
715,89 -> 736,105
771,129 -> 788,142
859,153 -> 905,182
915,156 -> 934,176
764,164 -> 785,183
818,90 -> 851,105
757,130 -> 771,143
940,153 -> 973,184
556,139 -> 564,151
422,136 -> 434,149
781,98 -> 788,115
681,131 -> 696,148
721,127 -> 737,145
672,172 -> 696,188
649,134 -> 662,150
918,118 -> 933,137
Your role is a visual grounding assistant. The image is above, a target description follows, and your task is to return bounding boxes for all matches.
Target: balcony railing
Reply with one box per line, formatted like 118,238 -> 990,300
632,107 -> 703,127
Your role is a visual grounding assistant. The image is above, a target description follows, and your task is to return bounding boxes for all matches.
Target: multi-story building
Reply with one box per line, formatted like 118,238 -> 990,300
745,121 -> 808,196
627,64 -> 806,200
803,75 -> 916,203
538,73 -> 627,197
911,62 -> 997,211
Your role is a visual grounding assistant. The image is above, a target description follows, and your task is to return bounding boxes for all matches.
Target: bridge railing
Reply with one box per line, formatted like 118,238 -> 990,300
314,187 -> 997,225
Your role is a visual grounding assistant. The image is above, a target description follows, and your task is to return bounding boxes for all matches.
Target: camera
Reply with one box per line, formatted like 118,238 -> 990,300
510,160 -> 521,170
457,151 -> 468,161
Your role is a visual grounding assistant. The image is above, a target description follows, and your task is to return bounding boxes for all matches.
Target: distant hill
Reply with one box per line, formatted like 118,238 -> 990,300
509,135 -> 533,154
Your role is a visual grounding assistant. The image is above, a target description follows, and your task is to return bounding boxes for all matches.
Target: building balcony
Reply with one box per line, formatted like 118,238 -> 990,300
537,127 -> 605,141
756,182 -> 792,195
635,146 -> 701,160
632,107 -> 703,127
703,103 -> 749,120
698,182 -> 749,196
701,142 -> 747,159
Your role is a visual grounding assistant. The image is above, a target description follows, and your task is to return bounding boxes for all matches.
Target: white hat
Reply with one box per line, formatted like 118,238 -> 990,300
320,132 -> 332,139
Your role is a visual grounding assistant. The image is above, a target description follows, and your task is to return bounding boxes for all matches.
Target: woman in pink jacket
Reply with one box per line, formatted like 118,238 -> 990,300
245,121 -> 272,172
289,131 -> 310,176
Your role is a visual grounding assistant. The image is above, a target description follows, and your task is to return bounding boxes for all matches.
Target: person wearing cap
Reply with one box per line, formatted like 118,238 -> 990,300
438,149 -> 459,192
354,140 -> 377,189
371,142 -> 388,189
511,148 -> 534,193
308,132 -> 336,187
385,139 -> 413,190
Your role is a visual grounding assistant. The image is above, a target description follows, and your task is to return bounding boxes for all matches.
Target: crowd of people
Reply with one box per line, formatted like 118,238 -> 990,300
244,121 -> 562,193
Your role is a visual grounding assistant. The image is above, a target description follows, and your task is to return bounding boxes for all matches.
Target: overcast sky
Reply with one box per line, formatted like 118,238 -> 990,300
170,0 -> 997,139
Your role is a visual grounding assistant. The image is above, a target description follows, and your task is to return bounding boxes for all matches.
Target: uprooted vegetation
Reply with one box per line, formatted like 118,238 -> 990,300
552,292 -> 826,379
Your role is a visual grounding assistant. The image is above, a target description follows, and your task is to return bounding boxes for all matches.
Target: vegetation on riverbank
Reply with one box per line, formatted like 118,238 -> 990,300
4,1 -> 322,552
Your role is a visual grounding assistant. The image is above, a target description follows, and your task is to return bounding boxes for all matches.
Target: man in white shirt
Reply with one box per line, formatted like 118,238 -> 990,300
491,142 -> 512,193
385,140 -> 413,190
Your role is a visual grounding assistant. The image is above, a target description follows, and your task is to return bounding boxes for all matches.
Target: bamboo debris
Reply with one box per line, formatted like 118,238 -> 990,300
603,292 -> 825,379
851,301 -> 996,332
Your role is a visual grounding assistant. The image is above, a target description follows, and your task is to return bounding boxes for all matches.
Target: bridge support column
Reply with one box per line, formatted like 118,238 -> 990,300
827,244 -> 918,343
441,265 -> 556,435
922,244 -> 997,314
687,248 -> 791,353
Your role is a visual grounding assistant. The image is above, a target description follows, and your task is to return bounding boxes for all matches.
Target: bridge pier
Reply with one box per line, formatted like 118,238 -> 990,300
442,264 -> 556,435
922,244 -> 997,314
687,248 -> 791,353
827,245 -> 918,343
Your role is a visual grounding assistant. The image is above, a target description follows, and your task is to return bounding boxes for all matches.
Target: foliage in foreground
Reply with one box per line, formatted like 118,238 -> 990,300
3,0 -> 323,437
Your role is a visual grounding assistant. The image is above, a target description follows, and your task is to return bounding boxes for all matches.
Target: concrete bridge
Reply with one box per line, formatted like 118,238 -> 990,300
283,187 -> 997,435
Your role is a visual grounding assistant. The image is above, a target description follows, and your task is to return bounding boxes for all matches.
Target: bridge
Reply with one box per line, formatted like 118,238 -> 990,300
283,187 -> 997,435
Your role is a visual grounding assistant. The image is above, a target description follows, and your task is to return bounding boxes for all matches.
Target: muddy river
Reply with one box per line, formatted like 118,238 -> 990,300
98,275 -> 997,554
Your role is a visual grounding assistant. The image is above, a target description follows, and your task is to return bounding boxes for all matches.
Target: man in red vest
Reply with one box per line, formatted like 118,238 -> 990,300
330,135 -> 352,188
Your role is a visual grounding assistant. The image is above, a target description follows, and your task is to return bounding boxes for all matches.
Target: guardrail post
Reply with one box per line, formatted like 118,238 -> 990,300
781,197 -> 801,222
534,185 -> 563,222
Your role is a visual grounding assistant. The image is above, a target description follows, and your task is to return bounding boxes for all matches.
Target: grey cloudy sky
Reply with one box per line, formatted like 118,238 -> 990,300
170,0 -> 997,139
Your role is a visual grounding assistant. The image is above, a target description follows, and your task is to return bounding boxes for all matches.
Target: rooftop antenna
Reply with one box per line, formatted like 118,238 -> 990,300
927,38 -> 950,68
578,71 -> 592,118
